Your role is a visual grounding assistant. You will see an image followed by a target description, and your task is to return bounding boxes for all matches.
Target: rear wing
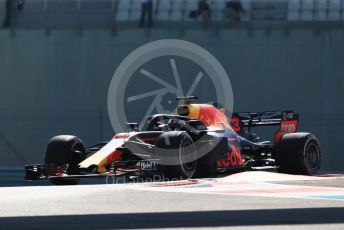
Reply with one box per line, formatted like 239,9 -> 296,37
231,110 -> 298,128
231,111 -> 299,143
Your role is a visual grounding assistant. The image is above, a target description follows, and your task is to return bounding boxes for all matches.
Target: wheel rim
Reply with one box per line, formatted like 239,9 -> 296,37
306,142 -> 320,170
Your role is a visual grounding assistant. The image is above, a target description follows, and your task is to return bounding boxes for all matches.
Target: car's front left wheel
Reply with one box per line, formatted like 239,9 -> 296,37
44,135 -> 86,185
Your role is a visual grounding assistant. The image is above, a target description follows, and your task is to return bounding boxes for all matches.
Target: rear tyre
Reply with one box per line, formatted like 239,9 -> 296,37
44,135 -> 86,185
276,132 -> 321,175
156,132 -> 197,179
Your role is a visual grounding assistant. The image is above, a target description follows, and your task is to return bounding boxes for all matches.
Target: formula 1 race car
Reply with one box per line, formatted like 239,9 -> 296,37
25,96 -> 321,185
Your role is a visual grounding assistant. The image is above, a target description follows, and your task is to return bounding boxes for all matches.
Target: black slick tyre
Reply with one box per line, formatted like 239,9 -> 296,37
156,131 -> 197,179
44,135 -> 86,185
276,132 -> 321,175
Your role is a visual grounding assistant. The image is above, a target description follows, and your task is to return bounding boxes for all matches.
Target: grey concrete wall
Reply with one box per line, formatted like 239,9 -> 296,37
0,28 -> 343,171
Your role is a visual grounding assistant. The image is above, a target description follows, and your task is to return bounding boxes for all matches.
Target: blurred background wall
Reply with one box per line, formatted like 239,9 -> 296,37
0,0 -> 343,171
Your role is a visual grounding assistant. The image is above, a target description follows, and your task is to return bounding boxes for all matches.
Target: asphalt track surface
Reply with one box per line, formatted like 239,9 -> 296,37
0,171 -> 343,230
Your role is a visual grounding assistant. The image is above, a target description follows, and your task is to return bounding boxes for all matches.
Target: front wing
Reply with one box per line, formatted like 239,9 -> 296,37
25,159 -> 161,181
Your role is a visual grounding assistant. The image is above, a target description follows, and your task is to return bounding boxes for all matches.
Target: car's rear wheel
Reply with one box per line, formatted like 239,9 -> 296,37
44,135 -> 86,185
276,132 -> 321,175
156,132 -> 197,179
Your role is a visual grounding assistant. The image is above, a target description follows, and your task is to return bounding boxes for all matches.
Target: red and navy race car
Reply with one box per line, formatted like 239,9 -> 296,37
25,96 -> 321,185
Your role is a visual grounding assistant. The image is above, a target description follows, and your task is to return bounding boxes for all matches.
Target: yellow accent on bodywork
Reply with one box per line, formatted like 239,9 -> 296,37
176,104 -> 201,119
187,104 -> 201,119
78,138 -> 124,173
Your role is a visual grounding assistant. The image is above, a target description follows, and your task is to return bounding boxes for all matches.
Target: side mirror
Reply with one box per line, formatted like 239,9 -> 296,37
127,123 -> 139,132
215,129 -> 225,133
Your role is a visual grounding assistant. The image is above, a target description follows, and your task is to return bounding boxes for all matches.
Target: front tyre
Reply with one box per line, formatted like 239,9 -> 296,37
156,132 -> 197,179
276,132 -> 321,175
44,135 -> 86,185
